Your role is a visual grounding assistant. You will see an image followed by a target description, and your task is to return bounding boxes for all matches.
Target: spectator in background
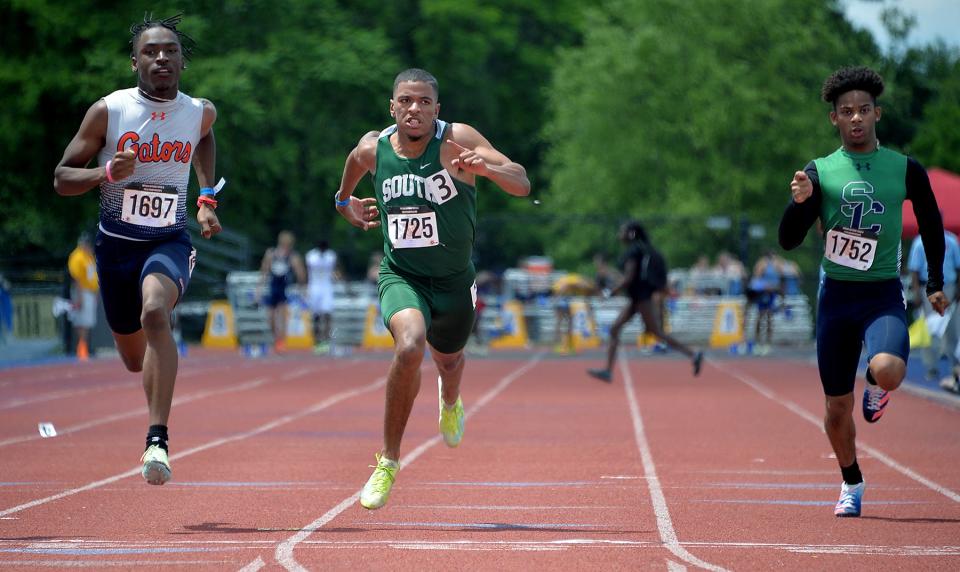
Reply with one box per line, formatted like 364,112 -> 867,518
688,255 -> 715,295
305,239 -> 339,354
748,250 -> 784,355
366,251 -> 384,288
907,230 -> 960,385
551,273 -> 596,354
588,220 -> 703,382
716,251 -> 746,295
0,273 -> 12,345
67,232 -> 99,360
779,256 -> 802,295
260,230 -> 306,353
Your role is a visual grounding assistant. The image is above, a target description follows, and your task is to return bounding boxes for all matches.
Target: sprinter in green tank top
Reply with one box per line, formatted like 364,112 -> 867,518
779,67 -> 946,517
334,68 -> 530,510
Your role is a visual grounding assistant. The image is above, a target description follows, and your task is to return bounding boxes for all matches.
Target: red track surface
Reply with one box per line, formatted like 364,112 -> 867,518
1,349 -> 958,571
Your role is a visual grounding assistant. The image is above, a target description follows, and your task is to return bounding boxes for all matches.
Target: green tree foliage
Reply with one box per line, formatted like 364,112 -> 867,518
542,0 -> 882,271
0,0 -> 582,279
1,0 -> 957,288
911,61 -> 960,172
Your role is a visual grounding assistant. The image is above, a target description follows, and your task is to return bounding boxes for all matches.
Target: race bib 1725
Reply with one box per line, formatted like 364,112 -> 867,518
387,205 -> 439,249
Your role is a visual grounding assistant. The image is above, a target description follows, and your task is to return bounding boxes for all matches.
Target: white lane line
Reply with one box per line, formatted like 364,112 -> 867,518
619,358 -> 729,572
6,538 -> 960,557
0,376 -> 386,518
713,362 -> 960,503
237,555 -> 265,572
0,360 -> 258,409
0,364 -> 332,448
272,355 -> 544,572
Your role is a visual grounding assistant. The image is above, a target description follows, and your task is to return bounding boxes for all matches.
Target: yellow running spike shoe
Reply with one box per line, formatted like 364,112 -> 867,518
360,453 -> 399,510
140,444 -> 171,485
438,376 -> 465,448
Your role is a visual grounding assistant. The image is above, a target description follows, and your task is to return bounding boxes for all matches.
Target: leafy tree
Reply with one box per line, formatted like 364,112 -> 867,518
542,0 -> 881,274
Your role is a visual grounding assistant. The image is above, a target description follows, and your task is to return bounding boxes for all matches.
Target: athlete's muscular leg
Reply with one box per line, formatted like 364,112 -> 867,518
637,298 -> 695,358
824,392 -> 857,467
113,330 -> 147,372
383,308 -> 427,460
432,346 -> 465,407
604,301 -> 637,371
868,353 -> 907,392
140,273 -> 180,426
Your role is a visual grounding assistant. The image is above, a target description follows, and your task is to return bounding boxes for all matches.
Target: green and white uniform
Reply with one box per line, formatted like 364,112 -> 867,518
373,120 -> 477,353
816,146 -> 906,281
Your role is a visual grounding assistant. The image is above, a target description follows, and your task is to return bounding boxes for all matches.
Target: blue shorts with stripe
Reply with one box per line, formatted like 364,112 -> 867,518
94,230 -> 195,335
816,277 -> 908,396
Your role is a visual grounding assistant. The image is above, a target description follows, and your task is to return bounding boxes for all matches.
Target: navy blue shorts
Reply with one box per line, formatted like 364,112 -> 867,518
816,277 -> 908,396
265,283 -> 288,308
95,230 -> 195,335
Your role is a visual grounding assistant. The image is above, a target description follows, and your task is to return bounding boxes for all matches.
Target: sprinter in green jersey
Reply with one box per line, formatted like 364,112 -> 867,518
779,67 -> 946,517
334,68 -> 530,510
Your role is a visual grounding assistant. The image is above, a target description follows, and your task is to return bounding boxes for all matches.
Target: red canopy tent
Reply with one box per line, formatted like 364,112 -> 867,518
902,168 -> 960,238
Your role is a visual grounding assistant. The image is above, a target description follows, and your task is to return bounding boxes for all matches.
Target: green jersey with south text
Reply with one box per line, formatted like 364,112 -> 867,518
374,120 -> 477,278
816,146 -> 907,281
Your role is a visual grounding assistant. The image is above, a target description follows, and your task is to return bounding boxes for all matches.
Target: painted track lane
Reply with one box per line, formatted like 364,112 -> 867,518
1,351 -> 958,570
637,356 -> 960,570
269,356 -> 724,571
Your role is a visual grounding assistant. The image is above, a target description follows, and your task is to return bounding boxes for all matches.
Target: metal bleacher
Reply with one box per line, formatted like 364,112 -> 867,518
211,267 -> 813,350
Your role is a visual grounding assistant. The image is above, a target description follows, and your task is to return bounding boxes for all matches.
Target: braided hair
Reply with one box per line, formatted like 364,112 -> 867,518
129,12 -> 196,61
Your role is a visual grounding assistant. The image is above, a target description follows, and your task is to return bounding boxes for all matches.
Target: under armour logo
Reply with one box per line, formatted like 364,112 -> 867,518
855,162 -> 871,171
151,112 -> 166,121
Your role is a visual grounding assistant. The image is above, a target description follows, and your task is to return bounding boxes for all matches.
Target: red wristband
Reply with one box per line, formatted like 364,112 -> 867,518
105,160 -> 116,183
197,195 -> 218,210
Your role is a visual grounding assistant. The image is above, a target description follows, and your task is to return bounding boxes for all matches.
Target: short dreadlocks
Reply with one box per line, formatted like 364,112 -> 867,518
129,12 -> 196,61
821,66 -> 884,107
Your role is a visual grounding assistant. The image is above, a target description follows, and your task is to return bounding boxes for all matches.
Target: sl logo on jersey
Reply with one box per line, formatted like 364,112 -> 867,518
840,180 -> 884,233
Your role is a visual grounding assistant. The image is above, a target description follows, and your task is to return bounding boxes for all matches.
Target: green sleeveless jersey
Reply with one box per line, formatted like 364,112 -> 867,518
815,146 -> 907,281
374,120 -> 477,278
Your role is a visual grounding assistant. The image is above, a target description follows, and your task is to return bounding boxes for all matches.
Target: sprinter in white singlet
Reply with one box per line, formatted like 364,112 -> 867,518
54,13 -> 223,486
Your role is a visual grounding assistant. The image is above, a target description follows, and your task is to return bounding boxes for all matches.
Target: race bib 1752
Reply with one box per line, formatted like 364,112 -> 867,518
825,226 -> 877,271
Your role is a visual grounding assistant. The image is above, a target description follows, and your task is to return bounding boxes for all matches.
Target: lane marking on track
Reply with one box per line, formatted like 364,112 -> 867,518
0,559 -> 235,567
271,355 -> 544,572
6,538 -> 960,558
237,555 -> 265,572
713,362 -> 960,503
0,363 -> 344,448
0,360 -> 259,410
619,358 -> 729,572
0,375 -> 386,518
401,505 -> 624,510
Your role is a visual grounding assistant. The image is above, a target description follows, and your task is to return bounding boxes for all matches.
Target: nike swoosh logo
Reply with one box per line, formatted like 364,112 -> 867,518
420,163 -> 431,169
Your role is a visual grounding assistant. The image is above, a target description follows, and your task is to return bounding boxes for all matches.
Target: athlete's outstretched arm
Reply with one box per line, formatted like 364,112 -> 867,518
444,123 -> 530,197
192,100 -> 221,239
54,100 -> 135,196
335,131 -> 380,231
778,162 -> 822,250
907,157 -> 946,299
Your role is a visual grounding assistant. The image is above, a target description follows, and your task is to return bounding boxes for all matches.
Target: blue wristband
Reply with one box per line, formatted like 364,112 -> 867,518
335,192 -> 351,208
200,187 -> 216,197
